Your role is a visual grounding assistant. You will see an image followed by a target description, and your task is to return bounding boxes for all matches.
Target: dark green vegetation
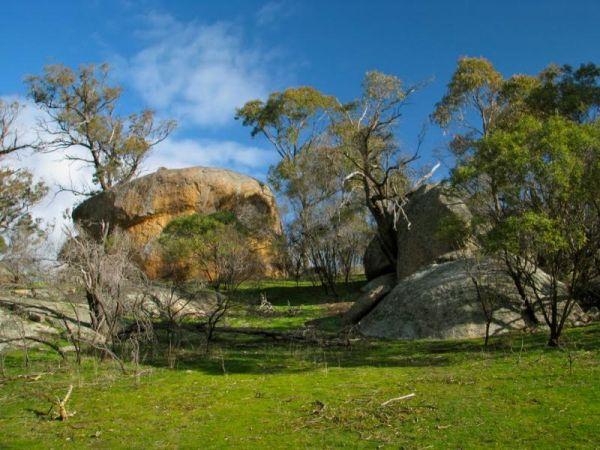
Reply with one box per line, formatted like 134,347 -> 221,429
160,211 -> 260,289
1,281 -> 599,449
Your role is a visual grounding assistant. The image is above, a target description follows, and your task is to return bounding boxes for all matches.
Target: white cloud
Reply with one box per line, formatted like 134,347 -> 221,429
124,13 -> 274,127
2,97 -> 93,251
255,1 -> 296,27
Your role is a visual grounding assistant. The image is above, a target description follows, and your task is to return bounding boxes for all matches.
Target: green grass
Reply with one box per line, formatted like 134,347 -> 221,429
225,278 -> 363,330
1,280 -> 599,449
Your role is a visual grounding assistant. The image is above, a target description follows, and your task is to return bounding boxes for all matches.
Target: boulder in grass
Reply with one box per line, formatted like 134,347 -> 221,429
72,166 -> 284,280
358,256 -> 582,340
395,183 -> 472,281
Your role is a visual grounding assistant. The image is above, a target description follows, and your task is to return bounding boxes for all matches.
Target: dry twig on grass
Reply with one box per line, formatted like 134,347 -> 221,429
36,384 -> 75,421
380,393 -> 415,406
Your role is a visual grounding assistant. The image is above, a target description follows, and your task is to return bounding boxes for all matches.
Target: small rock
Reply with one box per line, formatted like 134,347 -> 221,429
28,312 -> 43,322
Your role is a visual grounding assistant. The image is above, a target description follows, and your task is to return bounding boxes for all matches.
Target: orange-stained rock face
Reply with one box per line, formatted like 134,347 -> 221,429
72,167 -> 283,279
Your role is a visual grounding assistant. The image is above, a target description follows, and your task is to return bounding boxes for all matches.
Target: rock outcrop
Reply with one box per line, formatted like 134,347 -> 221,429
358,256 -> 584,340
395,184 -> 472,280
354,183 -> 591,341
0,289 -> 100,351
73,167 -> 283,279
362,183 -> 471,282
0,286 -> 220,352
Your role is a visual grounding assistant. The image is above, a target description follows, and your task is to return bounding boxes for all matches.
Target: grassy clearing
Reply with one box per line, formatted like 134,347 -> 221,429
0,280 -> 599,449
225,278 -> 363,330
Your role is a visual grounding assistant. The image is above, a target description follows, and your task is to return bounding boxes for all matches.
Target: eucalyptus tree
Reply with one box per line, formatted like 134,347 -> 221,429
238,72 -> 419,271
237,86 -> 356,290
434,57 -> 600,346
237,86 -> 337,162
27,63 -> 176,195
330,72 -> 418,266
0,100 -> 47,241
431,57 -> 541,320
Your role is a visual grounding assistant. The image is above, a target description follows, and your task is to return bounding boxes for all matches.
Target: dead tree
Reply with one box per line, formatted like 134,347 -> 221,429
60,223 -> 150,350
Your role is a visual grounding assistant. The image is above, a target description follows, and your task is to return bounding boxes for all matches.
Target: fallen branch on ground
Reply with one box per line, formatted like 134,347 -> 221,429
37,384 -> 74,421
381,393 -> 416,406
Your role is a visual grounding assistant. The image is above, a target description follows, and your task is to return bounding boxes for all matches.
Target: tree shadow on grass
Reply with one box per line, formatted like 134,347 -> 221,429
140,324 -> 600,376
144,342 -> 455,376
233,280 -> 365,306
24,407 -> 52,420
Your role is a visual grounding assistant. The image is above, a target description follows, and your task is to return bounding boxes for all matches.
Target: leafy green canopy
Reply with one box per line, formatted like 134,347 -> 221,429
159,211 -> 262,289
432,57 -> 600,158
527,63 -> 600,123
236,87 -> 338,160
436,56 -> 600,346
162,211 -> 241,241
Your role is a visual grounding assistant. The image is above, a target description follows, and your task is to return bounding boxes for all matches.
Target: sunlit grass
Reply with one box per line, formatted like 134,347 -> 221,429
0,279 -> 598,449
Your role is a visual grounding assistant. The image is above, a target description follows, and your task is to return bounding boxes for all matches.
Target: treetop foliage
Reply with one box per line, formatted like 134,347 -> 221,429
236,86 -> 338,160
431,57 -> 504,133
27,63 -> 177,195
527,63 -> 600,123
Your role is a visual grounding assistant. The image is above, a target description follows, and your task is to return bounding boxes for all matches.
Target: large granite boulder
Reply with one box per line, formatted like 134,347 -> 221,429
73,167 -> 283,279
362,183 -> 471,281
358,256 -> 583,340
395,184 -> 472,280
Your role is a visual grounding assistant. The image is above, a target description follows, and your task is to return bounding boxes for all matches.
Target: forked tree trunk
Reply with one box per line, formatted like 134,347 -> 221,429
85,290 -> 109,336
547,327 -> 561,347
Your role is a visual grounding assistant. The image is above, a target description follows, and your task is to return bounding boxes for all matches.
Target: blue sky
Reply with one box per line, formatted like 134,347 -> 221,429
1,0 -> 599,238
